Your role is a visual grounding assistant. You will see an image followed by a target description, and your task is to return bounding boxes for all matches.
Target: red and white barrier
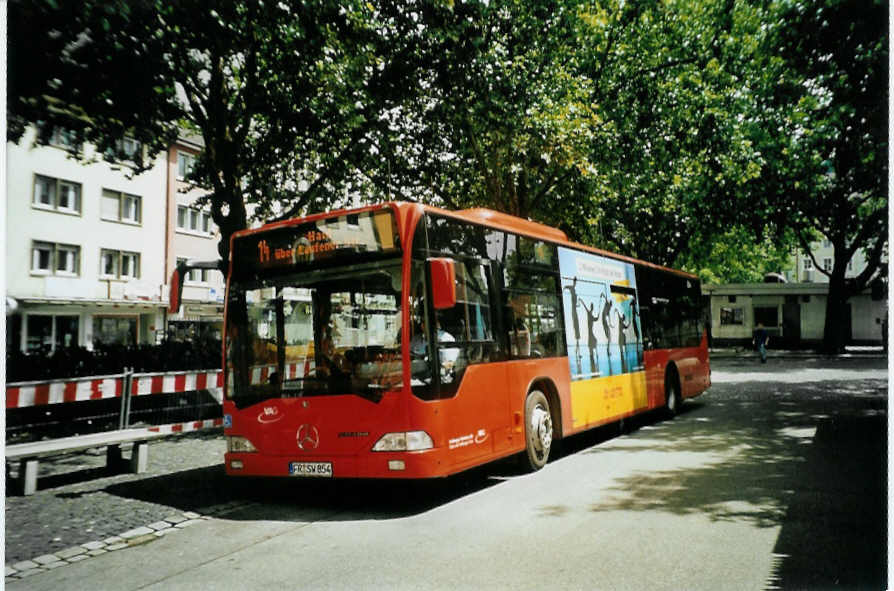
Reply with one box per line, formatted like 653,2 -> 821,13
148,418 -> 225,434
6,360 -> 317,410
247,361 -> 309,385
131,371 -> 224,402
6,369 -> 224,409
6,376 -> 125,409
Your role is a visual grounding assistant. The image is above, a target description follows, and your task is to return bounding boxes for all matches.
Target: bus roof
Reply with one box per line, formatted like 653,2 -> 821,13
234,201 -> 699,282
414,203 -> 699,282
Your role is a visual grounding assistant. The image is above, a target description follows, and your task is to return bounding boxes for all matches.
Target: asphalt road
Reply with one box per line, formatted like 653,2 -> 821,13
6,355 -> 888,590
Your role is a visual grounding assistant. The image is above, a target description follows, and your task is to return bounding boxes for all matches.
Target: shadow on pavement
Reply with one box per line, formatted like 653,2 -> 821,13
577,378 -> 886,590
771,414 -> 887,590
103,458 -> 517,522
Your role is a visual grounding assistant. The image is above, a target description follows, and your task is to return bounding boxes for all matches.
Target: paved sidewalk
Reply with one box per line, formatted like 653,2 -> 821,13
5,431 -> 237,573
709,346 -> 887,359
5,355 -> 887,584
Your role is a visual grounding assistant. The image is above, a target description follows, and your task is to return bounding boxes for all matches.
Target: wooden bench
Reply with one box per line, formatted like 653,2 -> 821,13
6,428 -> 169,495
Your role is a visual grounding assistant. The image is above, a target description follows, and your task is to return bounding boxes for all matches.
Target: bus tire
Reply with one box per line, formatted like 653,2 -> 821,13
664,366 -> 682,419
523,389 -> 553,471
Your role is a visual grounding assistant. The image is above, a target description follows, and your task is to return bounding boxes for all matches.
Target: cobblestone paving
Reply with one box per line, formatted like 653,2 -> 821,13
5,431 -> 241,569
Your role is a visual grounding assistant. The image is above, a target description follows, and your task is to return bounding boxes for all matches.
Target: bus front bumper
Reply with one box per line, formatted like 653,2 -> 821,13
224,448 -> 449,479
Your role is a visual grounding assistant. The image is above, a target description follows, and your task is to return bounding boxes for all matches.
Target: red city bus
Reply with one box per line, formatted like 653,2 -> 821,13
201,202 -> 709,479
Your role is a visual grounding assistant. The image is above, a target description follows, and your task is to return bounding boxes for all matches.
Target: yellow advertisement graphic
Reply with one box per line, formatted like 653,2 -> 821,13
570,371 -> 648,428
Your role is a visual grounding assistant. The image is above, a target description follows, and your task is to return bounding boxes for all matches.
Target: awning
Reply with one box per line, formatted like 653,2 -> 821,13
15,296 -> 167,311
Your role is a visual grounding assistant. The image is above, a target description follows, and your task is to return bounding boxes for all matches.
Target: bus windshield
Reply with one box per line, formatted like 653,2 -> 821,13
226,260 -> 403,407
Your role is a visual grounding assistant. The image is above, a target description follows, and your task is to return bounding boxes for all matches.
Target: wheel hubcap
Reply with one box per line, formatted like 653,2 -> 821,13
530,405 -> 552,452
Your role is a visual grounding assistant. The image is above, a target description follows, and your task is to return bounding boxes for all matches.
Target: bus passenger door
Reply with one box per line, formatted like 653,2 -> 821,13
435,260 -> 511,465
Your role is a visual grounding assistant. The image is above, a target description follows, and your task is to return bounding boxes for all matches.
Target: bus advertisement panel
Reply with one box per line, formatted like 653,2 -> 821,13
558,248 -> 649,430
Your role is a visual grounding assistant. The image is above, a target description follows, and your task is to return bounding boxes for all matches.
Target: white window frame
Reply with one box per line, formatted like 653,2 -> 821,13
176,204 -> 215,237
101,189 -> 142,224
823,258 -> 832,272
55,244 -> 80,276
177,152 -> 196,179
100,249 -> 141,280
802,258 -> 813,270
122,194 -> 141,223
120,252 -> 140,279
100,249 -> 120,279
31,241 -> 53,275
49,127 -> 78,150
31,241 -> 80,276
118,137 -> 142,160
33,174 -> 82,215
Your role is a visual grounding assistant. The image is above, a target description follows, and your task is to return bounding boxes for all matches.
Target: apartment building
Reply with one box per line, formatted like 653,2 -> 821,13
6,128 -> 224,352
164,135 -> 225,342
785,240 -> 870,283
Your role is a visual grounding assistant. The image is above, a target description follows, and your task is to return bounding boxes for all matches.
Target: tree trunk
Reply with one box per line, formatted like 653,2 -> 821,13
820,271 -> 851,354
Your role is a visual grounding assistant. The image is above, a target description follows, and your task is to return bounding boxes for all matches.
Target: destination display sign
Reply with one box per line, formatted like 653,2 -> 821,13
231,209 -> 401,282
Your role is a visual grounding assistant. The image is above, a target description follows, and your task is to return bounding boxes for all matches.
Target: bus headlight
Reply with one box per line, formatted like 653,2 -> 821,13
227,436 -> 258,453
372,431 -> 434,452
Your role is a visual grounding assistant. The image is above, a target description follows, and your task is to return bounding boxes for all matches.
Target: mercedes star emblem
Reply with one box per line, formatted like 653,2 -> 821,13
296,424 -> 320,450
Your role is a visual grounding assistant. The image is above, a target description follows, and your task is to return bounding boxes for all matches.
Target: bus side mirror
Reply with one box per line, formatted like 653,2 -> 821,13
168,265 -> 185,314
429,258 -> 456,310
168,259 -> 222,314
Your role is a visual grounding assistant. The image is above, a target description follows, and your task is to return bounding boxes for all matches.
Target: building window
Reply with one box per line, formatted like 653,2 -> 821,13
101,189 -> 142,224
33,175 -> 81,214
108,137 -> 142,161
31,242 -> 53,273
48,127 -> 78,150
720,307 -> 744,325
822,239 -> 831,248
823,258 -> 832,272
31,241 -> 80,276
93,316 -> 137,346
100,249 -> 140,279
176,205 -> 215,236
177,152 -> 196,179
802,258 -> 812,270
25,315 -> 51,352
25,315 -> 79,352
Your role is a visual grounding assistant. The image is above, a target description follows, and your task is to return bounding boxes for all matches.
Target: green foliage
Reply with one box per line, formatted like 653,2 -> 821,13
742,0 -> 888,350
8,0 -> 885,307
678,227 -> 795,284
8,0 -> 420,264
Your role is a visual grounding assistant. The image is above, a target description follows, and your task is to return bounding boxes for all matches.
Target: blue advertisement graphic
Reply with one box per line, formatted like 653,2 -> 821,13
558,248 -> 644,380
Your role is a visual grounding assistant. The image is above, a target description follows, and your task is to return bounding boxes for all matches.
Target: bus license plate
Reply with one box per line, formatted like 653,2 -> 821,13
289,462 -> 333,477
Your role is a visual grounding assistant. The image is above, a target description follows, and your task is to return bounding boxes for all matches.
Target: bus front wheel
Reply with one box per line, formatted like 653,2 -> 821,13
524,390 -> 553,471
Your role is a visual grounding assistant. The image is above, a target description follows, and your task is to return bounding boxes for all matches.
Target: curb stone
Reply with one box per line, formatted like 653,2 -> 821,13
4,511 -> 206,582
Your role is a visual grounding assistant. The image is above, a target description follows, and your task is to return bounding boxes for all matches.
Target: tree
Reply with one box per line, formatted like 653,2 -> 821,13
378,0 -> 778,273
8,0 -> 421,268
366,0 -> 597,231
746,0 -> 888,352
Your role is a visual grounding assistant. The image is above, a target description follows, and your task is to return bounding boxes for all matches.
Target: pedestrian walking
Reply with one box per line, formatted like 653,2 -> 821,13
753,323 -> 769,363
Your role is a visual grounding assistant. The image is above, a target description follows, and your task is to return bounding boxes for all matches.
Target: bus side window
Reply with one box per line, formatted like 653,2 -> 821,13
502,235 -> 564,360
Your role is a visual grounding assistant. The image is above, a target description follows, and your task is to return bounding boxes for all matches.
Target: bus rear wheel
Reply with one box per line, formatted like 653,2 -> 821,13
664,369 -> 681,418
524,390 -> 553,471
